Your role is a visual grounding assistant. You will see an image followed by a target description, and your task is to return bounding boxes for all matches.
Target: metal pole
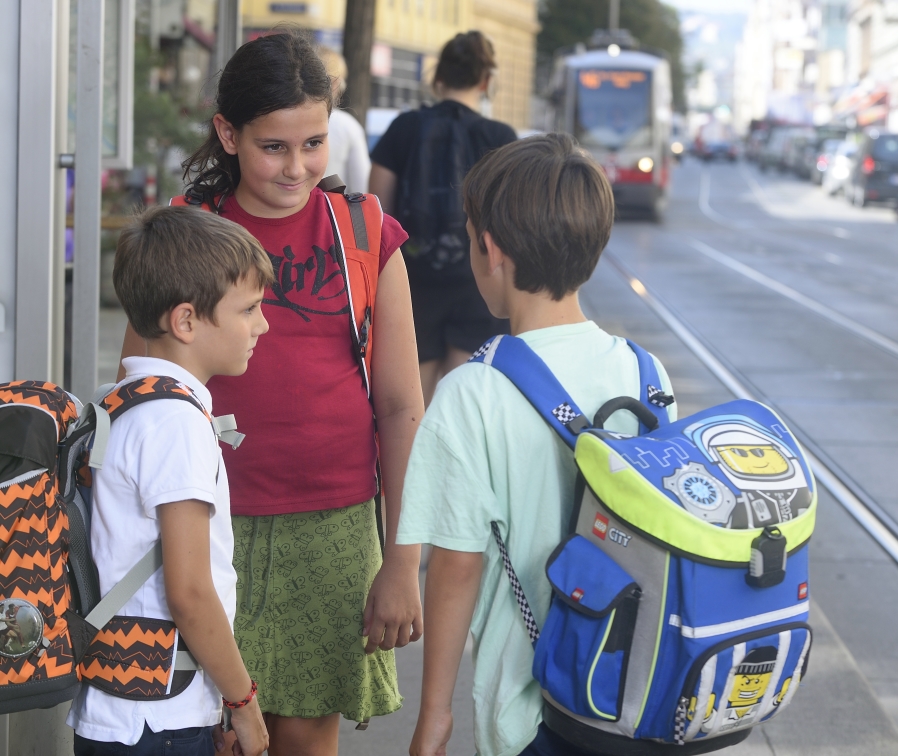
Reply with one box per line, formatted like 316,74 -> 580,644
52,0 -> 71,387
15,0 -> 58,381
609,0 -> 620,32
216,0 -> 243,73
71,0 -> 104,401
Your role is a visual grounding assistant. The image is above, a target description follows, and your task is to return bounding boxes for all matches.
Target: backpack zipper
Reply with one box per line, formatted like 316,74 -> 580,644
0,467 -> 48,489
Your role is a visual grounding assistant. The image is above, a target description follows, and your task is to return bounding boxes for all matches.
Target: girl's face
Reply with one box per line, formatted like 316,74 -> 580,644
215,102 -> 330,218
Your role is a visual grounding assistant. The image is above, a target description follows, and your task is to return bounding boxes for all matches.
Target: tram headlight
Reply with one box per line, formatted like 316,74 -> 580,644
671,141 -> 684,155
608,43 -> 621,57
637,157 -> 654,173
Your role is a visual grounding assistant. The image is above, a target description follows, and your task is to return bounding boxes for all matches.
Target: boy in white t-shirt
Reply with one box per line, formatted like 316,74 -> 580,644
66,206 -> 273,756
397,135 -> 676,756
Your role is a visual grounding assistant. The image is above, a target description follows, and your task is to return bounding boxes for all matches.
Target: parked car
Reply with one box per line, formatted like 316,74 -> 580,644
758,127 -> 790,171
846,131 -> 898,208
808,138 -> 843,185
694,121 -> 738,161
821,140 -> 858,196
783,127 -> 816,177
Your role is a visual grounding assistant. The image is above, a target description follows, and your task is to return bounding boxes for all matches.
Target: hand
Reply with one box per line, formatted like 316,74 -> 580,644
410,708 -> 453,756
363,551 -> 423,654
225,698 -> 269,756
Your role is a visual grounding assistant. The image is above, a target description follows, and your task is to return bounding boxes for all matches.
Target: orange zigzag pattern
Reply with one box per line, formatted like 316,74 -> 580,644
80,658 -> 171,686
92,624 -> 175,649
0,552 -> 53,577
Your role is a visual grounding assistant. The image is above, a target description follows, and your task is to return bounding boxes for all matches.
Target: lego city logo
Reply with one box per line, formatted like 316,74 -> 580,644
571,588 -> 585,602
798,582 -> 808,601
609,528 -> 632,548
593,513 -> 609,539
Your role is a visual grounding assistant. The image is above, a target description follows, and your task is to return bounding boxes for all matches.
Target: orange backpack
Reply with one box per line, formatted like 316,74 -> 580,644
170,176 -> 383,397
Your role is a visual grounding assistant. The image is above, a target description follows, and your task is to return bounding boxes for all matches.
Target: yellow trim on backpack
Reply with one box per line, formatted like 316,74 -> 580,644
574,434 -> 817,564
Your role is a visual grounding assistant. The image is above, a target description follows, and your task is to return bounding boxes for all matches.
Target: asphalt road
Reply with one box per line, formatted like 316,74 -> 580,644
96,157 -> 898,754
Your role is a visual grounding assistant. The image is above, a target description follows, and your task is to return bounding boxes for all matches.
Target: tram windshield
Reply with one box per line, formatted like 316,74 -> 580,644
574,69 -> 652,151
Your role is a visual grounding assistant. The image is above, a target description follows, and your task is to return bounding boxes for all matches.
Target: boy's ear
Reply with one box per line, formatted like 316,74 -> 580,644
481,231 -> 506,274
213,114 -> 239,156
166,303 -> 197,345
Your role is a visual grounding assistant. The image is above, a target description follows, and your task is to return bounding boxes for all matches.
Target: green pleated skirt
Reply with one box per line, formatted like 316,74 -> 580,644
231,500 -> 402,720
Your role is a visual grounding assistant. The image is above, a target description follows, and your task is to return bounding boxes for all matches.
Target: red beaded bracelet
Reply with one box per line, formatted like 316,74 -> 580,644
223,679 -> 258,709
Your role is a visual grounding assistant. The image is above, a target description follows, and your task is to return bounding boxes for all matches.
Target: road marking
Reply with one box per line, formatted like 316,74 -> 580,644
698,167 -> 747,228
689,239 -> 898,361
604,251 -> 898,564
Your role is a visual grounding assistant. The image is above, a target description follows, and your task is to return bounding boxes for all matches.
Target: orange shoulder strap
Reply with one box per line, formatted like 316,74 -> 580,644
321,186 -> 383,398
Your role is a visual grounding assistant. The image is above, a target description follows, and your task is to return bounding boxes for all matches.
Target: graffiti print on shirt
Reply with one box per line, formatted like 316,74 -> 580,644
264,244 -> 350,322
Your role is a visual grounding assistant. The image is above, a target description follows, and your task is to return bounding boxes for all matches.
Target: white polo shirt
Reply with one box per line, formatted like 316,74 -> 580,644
67,357 -> 238,745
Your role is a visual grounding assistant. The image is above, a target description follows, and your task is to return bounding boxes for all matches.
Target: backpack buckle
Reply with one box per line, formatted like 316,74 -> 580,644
746,526 -> 787,588
358,307 -> 372,356
345,192 -> 366,203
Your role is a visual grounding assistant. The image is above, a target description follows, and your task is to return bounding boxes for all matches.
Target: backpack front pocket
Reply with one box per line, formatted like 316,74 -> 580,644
675,623 -> 812,744
533,535 -> 640,722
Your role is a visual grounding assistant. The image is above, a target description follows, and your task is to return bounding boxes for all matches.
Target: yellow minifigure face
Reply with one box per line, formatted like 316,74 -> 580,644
728,670 -> 773,710
716,445 -> 789,477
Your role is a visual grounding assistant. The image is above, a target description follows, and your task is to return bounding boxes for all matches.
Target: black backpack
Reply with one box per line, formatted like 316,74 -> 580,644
397,103 -> 481,280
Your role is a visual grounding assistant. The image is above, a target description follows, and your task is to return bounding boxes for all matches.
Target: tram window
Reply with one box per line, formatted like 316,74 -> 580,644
574,69 -> 652,151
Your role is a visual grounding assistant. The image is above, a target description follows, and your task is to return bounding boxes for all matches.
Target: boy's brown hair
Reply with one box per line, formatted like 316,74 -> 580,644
463,133 -> 615,300
114,205 -> 274,339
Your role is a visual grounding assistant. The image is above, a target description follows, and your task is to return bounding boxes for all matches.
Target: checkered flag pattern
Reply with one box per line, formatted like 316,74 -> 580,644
674,696 -> 688,745
469,342 -> 491,361
491,522 -> 540,644
647,384 -> 675,408
551,402 -> 579,425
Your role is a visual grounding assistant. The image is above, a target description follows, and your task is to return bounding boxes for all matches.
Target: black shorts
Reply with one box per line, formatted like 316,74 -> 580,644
409,275 -> 508,363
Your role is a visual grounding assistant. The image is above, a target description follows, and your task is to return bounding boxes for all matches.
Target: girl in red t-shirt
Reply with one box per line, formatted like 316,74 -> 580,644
120,32 -> 424,756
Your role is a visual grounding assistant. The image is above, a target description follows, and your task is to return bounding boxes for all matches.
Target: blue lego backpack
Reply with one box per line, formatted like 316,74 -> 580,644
470,335 -> 815,754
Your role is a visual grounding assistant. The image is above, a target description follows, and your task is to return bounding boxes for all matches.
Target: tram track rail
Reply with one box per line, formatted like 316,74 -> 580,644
604,251 -> 898,564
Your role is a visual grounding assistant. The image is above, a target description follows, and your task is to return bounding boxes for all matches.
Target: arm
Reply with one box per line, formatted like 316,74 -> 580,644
369,164 -> 398,216
410,547 -> 483,756
159,501 -> 268,756
364,252 -> 426,653
117,323 -> 145,381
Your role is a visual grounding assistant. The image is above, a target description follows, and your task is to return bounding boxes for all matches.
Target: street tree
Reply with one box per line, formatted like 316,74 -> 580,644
342,0 -> 376,127
538,0 -> 686,112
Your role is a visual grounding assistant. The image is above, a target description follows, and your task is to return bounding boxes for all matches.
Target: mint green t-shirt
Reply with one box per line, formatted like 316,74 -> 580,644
397,321 -> 676,756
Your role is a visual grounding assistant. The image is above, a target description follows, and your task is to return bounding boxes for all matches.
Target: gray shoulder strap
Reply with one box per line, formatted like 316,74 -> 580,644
84,542 -> 162,631
83,541 -> 201,671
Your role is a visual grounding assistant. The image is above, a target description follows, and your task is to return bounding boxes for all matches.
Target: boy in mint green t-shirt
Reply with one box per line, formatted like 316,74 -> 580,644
397,134 -> 676,756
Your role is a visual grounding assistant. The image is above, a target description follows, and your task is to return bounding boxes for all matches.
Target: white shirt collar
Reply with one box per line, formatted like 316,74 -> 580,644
120,356 -> 213,413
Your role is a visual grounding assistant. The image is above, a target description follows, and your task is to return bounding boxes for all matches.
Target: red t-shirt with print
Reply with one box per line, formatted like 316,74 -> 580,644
207,188 -> 407,515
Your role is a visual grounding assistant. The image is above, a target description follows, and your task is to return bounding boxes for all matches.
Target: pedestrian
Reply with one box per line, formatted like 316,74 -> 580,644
118,30 -> 424,756
319,47 -> 371,193
68,206 -> 272,756
369,30 -> 517,406
397,134 -> 677,756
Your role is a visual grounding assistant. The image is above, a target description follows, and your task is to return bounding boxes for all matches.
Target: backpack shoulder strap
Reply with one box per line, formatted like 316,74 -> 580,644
169,190 -> 224,214
625,339 -> 674,433
468,335 -> 587,450
320,179 -> 383,398
101,375 -> 212,423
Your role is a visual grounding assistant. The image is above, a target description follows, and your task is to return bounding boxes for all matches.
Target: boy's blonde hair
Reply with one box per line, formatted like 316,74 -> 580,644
114,205 -> 274,339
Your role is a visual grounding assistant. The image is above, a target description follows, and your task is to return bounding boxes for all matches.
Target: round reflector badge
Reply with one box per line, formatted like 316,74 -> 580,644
663,462 -> 736,525
0,598 -> 44,659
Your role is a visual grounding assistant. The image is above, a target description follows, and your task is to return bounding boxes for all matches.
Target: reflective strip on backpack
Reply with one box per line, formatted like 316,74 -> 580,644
670,601 -> 809,640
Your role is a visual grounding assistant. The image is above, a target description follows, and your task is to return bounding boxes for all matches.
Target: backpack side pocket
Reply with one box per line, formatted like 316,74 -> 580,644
534,535 -> 641,722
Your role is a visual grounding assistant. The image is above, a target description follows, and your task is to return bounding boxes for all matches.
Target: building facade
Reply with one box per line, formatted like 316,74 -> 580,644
241,0 -> 538,130
844,0 -> 898,131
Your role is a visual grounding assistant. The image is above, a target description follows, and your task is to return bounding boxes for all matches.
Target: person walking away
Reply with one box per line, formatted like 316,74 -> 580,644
319,47 -> 371,193
118,31 -> 424,756
369,31 -> 516,406
397,135 -> 677,756
68,206 -> 272,756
